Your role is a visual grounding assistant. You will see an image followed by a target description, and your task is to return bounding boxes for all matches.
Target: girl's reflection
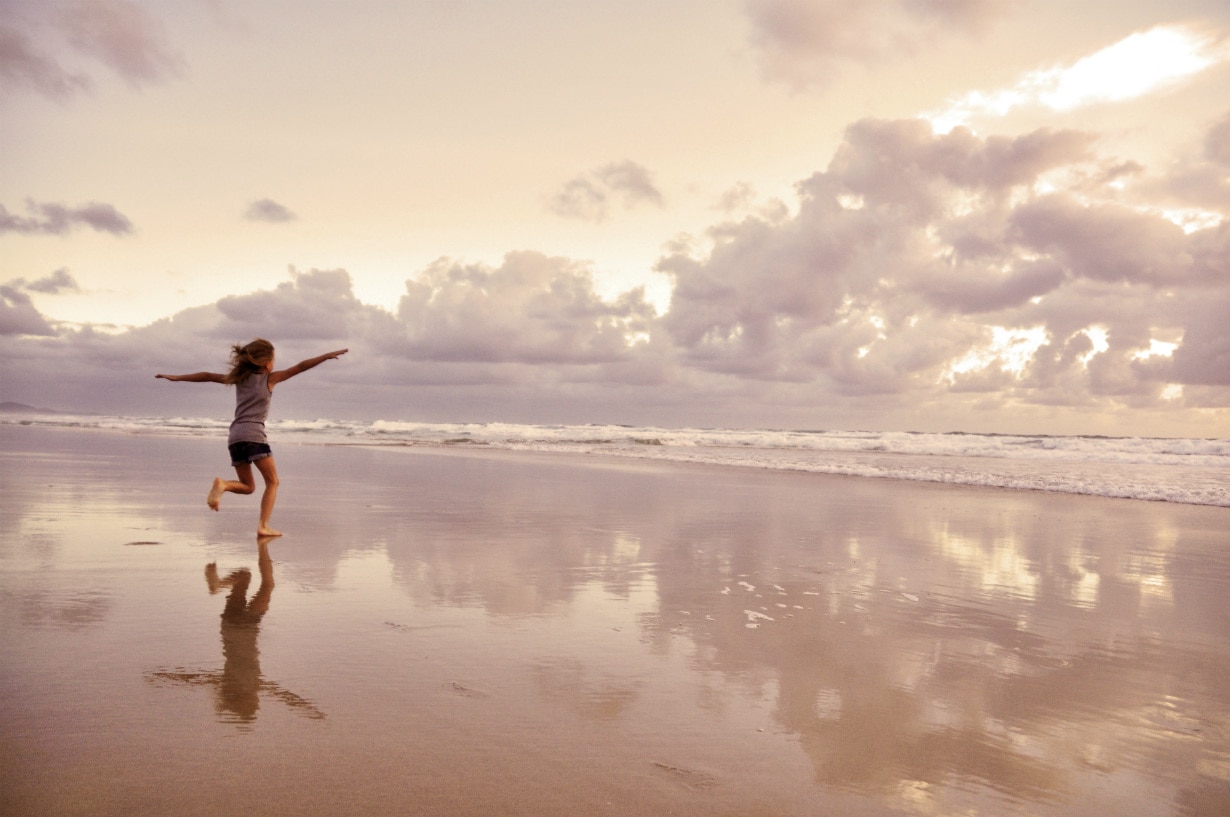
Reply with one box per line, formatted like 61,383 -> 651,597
147,537 -> 324,724
207,538 -> 277,720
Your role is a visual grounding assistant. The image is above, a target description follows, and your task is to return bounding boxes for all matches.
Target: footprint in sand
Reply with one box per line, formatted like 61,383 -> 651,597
652,762 -> 718,790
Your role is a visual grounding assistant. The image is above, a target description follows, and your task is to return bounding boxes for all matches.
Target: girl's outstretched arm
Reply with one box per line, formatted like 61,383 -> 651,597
155,372 -> 228,383
269,349 -> 348,387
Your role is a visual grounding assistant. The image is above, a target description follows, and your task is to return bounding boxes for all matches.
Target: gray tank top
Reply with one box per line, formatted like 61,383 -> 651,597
228,373 -> 272,445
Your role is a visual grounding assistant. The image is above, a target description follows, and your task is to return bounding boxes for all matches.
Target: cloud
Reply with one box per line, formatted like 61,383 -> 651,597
7,268 -> 81,294
658,114 -> 1229,410
0,0 -> 182,100
927,25 -> 1230,131
548,161 -> 664,222
0,269 -> 79,336
0,199 -> 133,235
243,198 -> 297,223
0,24 -> 92,98
214,268 -> 366,340
1207,111 -> 1230,167
1131,109 -> 1230,214
744,0 -> 1018,89
1164,295 -> 1230,386
60,0 -> 184,86
2,115 -> 1227,432
0,285 -> 56,336
0,261 -> 674,419
393,251 -> 662,367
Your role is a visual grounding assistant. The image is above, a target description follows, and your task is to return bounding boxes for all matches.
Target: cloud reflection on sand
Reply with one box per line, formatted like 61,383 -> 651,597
3,429 -> 1228,815
352,450 -> 1230,809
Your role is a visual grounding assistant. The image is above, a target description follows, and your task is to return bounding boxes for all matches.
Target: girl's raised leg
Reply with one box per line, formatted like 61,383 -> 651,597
207,463 -> 256,511
253,456 -> 281,537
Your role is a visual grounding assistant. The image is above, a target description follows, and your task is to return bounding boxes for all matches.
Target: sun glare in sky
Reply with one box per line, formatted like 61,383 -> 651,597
927,24 -> 1228,132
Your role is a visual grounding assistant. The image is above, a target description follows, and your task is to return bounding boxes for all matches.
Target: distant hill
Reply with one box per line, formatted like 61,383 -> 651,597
0,402 -> 62,414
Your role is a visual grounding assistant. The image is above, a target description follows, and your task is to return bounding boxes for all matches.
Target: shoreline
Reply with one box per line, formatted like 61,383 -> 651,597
3,419 -> 1227,508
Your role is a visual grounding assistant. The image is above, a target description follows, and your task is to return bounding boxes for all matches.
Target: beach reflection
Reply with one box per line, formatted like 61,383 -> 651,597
364,454 -> 1229,812
5,430 -> 1227,815
148,538 -> 325,725
646,484 -> 1229,806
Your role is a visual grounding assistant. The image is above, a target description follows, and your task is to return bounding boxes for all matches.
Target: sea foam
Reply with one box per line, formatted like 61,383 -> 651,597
4,413 -> 1226,507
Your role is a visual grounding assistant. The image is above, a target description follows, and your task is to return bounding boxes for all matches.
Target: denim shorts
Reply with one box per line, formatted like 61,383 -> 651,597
228,441 -> 272,466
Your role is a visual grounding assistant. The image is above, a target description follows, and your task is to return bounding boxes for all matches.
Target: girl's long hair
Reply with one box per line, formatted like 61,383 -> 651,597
225,338 -> 275,385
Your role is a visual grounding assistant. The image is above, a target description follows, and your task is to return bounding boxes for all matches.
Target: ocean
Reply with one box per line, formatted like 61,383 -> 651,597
5,412 -> 1226,507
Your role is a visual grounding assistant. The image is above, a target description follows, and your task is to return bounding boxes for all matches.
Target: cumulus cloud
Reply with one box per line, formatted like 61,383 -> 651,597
548,161 -> 664,222
2,114 -> 1227,431
0,199 -> 133,235
393,251 -> 662,367
0,285 -> 57,336
745,0 -> 1018,89
214,267 -> 366,340
658,114 -> 1230,411
0,260 -> 674,415
0,0 -> 182,99
243,198 -> 297,223
0,270 -> 79,336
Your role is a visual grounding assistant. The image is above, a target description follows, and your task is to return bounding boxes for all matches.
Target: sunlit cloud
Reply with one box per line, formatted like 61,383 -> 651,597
1158,207 -> 1224,233
1132,338 -> 1179,361
927,25 -> 1230,132
1077,325 -> 1109,367
940,326 -> 1049,384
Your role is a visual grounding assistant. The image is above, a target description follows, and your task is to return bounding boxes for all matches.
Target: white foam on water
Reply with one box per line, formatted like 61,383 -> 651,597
4,412 -> 1226,507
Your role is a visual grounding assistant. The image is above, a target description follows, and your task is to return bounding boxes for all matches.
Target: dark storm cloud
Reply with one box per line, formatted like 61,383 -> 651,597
243,198 -> 297,223
548,161 -> 665,222
744,0 -> 1018,89
0,200 -> 133,235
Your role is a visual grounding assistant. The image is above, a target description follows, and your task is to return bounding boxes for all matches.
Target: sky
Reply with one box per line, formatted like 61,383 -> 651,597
2,0 -> 1229,436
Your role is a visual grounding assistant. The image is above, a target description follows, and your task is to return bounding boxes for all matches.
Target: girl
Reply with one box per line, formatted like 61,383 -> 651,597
157,339 -> 348,537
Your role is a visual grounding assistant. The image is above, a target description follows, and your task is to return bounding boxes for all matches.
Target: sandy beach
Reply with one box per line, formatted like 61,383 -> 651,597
2,423 -> 1228,817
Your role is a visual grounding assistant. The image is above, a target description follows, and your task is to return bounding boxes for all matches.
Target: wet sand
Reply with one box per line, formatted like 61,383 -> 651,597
1,423 -> 1228,817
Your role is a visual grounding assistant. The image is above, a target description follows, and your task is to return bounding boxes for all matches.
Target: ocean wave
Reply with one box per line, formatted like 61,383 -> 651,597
4,413 -> 1226,506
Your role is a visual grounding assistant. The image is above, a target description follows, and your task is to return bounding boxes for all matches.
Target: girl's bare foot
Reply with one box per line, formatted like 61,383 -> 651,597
257,526 -> 282,538
207,478 -> 225,511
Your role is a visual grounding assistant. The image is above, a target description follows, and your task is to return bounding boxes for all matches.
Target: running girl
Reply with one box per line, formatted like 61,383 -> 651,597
156,339 -> 348,537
